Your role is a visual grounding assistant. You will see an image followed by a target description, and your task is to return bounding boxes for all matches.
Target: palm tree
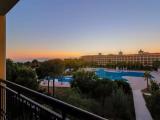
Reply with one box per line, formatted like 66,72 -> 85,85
144,71 -> 152,89
36,59 -> 64,96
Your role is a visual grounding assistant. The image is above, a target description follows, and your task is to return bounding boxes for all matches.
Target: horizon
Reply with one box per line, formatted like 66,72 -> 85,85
8,49 -> 160,62
7,0 -> 160,61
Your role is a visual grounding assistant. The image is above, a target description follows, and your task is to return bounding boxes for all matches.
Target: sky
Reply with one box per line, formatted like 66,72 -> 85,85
6,0 -> 160,61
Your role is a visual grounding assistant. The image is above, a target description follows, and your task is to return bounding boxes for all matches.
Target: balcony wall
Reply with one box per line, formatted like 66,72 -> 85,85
0,15 -> 6,120
0,16 -> 6,80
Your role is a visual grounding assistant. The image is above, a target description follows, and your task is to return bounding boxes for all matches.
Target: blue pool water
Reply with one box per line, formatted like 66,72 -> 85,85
96,69 -> 144,80
45,69 -> 144,83
44,76 -> 73,82
61,69 -> 144,82
59,76 -> 73,82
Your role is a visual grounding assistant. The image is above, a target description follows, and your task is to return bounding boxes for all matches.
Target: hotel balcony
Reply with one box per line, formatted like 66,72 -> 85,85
0,1 -> 107,120
0,80 -> 107,120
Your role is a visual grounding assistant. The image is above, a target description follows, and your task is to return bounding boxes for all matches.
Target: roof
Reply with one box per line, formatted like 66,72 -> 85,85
81,52 -> 160,57
0,0 -> 19,15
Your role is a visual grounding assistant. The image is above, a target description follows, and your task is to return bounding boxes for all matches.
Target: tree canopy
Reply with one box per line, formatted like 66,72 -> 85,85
6,59 -> 38,90
36,59 -> 65,79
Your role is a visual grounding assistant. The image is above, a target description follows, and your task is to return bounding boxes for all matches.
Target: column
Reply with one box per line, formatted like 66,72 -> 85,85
0,15 -> 6,120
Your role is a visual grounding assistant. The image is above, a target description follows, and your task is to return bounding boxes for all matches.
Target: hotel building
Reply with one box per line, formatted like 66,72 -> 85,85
81,50 -> 160,66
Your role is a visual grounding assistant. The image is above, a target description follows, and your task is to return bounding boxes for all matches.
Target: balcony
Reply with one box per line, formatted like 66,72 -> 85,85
0,79 -> 107,120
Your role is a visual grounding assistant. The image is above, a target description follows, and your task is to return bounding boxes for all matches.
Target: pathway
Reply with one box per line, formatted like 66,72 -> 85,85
123,76 -> 153,120
133,90 -> 152,120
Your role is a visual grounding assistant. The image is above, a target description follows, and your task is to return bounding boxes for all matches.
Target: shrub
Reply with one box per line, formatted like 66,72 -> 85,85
6,59 -> 38,90
150,80 -> 159,93
115,80 -> 132,94
111,89 -> 132,120
92,79 -> 117,106
150,91 -> 160,119
55,88 -> 100,112
71,71 -> 98,95
69,71 -> 135,119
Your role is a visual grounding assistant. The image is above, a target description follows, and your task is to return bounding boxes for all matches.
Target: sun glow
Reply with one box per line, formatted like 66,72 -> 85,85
7,50 -> 82,61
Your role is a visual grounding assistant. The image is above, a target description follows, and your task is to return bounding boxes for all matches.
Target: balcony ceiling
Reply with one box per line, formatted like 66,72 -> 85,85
0,0 -> 19,15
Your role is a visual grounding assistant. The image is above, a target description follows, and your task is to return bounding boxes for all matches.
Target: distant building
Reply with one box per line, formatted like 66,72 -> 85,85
98,53 -> 102,56
81,50 -> 160,66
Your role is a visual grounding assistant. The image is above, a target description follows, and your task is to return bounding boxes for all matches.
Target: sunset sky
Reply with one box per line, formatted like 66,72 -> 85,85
6,0 -> 160,61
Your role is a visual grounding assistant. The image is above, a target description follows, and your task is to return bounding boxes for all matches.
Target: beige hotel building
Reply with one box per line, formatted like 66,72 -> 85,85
81,50 -> 160,66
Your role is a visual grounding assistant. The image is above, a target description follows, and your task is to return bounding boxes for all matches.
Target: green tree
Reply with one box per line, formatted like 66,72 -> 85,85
106,62 -> 116,69
64,59 -> 86,71
93,79 -> 116,107
15,66 -> 38,90
23,61 -> 31,67
114,80 -> 132,94
150,91 -> 160,119
150,80 -> 159,93
144,71 -> 152,90
112,89 -> 131,120
36,59 -> 65,95
6,59 -> 38,90
71,71 -> 98,95
31,59 -> 40,68
62,70 -> 135,119
6,59 -> 18,81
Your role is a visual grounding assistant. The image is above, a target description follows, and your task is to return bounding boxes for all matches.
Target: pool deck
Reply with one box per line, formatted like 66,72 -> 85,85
40,80 -> 70,88
124,71 -> 160,90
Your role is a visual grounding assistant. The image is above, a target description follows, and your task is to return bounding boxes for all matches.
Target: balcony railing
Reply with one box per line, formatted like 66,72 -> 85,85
0,80 -> 107,120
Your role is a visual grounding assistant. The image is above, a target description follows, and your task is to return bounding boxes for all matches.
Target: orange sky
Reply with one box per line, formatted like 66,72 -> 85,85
7,48 -> 160,62
7,50 -> 82,61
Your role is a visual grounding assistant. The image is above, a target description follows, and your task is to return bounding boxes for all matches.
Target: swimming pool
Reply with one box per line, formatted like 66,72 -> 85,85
60,69 -> 144,82
59,76 -> 73,82
44,69 -> 144,83
96,69 -> 144,80
44,76 -> 73,83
